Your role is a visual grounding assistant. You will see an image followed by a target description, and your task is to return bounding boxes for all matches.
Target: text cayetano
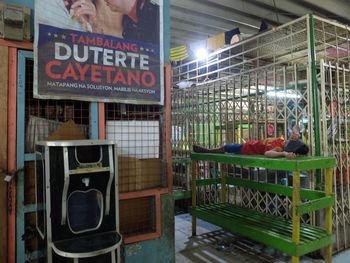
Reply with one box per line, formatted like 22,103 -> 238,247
45,36 -> 156,88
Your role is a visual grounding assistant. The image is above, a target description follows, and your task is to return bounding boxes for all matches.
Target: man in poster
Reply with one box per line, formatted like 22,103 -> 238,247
34,0 -> 163,104
104,0 -> 159,44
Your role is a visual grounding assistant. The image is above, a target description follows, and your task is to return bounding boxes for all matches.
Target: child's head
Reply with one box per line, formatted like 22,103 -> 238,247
284,140 -> 309,155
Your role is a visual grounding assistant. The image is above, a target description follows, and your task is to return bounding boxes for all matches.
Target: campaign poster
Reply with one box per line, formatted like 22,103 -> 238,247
34,0 -> 163,105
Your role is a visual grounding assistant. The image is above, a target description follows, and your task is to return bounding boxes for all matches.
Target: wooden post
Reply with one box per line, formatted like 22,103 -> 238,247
191,160 -> 197,236
0,45 -> 8,263
7,47 -> 17,263
98,102 -> 105,139
292,171 -> 301,263
165,64 -> 173,193
325,167 -> 333,263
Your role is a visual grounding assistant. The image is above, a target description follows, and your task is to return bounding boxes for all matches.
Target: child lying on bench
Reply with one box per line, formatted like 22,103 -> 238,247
193,128 -> 309,160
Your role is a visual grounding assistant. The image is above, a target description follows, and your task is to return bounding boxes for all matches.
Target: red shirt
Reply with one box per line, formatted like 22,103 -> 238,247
241,138 -> 285,155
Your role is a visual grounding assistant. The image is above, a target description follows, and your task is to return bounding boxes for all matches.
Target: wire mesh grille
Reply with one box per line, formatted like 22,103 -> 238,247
105,103 -> 165,192
25,58 -> 90,154
194,160 -> 312,224
171,15 -> 350,252
23,57 -> 91,261
320,61 -> 350,252
172,16 -> 309,86
119,197 -> 156,236
24,212 -> 45,262
172,64 -> 312,191
314,17 -> 350,65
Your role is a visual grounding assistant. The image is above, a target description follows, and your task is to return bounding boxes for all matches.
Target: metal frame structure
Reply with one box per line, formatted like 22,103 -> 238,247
2,1 -> 173,261
15,50 -> 97,262
11,48 -> 173,262
171,14 -> 350,253
16,50 -> 34,263
190,153 -> 336,263
35,140 -> 121,263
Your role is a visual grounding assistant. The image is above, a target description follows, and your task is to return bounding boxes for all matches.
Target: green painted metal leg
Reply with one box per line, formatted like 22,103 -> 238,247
192,160 -> 197,236
325,168 -> 333,263
292,256 -> 300,263
292,171 -> 301,263
325,245 -> 332,263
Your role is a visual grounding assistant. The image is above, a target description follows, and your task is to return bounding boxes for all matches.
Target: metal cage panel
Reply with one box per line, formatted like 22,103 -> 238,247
171,15 -> 350,253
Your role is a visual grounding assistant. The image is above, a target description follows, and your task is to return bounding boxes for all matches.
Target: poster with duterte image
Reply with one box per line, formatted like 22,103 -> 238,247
34,0 -> 163,105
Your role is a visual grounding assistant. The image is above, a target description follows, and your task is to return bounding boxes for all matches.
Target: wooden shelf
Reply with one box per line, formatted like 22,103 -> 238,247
119,187 -> 168,200
0,39 -> 33,49
119,188 -> 168,244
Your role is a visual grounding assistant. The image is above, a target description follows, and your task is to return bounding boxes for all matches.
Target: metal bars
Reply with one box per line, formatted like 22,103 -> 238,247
171,15 -> 350,253
172,65 -> 311,190
172,16 -> 309,85
320,60 -> 350,252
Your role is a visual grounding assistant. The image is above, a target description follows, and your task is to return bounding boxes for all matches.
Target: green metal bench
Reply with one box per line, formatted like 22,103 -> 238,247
190,153 -> 336,263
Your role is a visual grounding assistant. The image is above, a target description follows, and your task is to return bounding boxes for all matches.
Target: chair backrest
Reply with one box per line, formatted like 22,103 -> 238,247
35,140 -> 119,243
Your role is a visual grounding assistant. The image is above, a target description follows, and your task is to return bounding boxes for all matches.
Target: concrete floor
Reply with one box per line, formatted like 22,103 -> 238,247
175,213 -> 350,263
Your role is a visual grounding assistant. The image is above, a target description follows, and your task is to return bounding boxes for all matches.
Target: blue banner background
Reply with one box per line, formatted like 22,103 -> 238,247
37,23 -> 161,103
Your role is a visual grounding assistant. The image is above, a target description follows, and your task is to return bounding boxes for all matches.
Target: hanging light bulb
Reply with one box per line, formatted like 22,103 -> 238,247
196,48 -> 208,60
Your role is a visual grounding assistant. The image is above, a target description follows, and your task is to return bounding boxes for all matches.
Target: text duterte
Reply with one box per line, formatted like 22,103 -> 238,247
45,42 -> 156,87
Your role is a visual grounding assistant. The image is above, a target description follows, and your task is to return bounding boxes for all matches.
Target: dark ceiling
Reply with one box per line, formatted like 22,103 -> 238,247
170,0 -> 350,48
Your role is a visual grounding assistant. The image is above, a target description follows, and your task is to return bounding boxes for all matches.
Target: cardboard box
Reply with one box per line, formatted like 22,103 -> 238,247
47,120 -> 87,141
137,159 -> 162,190
118,157 -> 162,192
118,156 -> 140,192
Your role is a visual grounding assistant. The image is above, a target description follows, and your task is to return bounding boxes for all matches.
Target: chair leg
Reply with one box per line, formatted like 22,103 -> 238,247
111,250 -> 116,263
192,216 -> 197,236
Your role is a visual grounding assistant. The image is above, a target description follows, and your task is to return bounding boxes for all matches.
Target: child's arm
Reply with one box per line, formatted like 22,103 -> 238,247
264,148 -> 296,159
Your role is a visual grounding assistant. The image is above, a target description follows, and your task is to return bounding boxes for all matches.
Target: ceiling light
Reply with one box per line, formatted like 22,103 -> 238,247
196,48 -> 208,60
